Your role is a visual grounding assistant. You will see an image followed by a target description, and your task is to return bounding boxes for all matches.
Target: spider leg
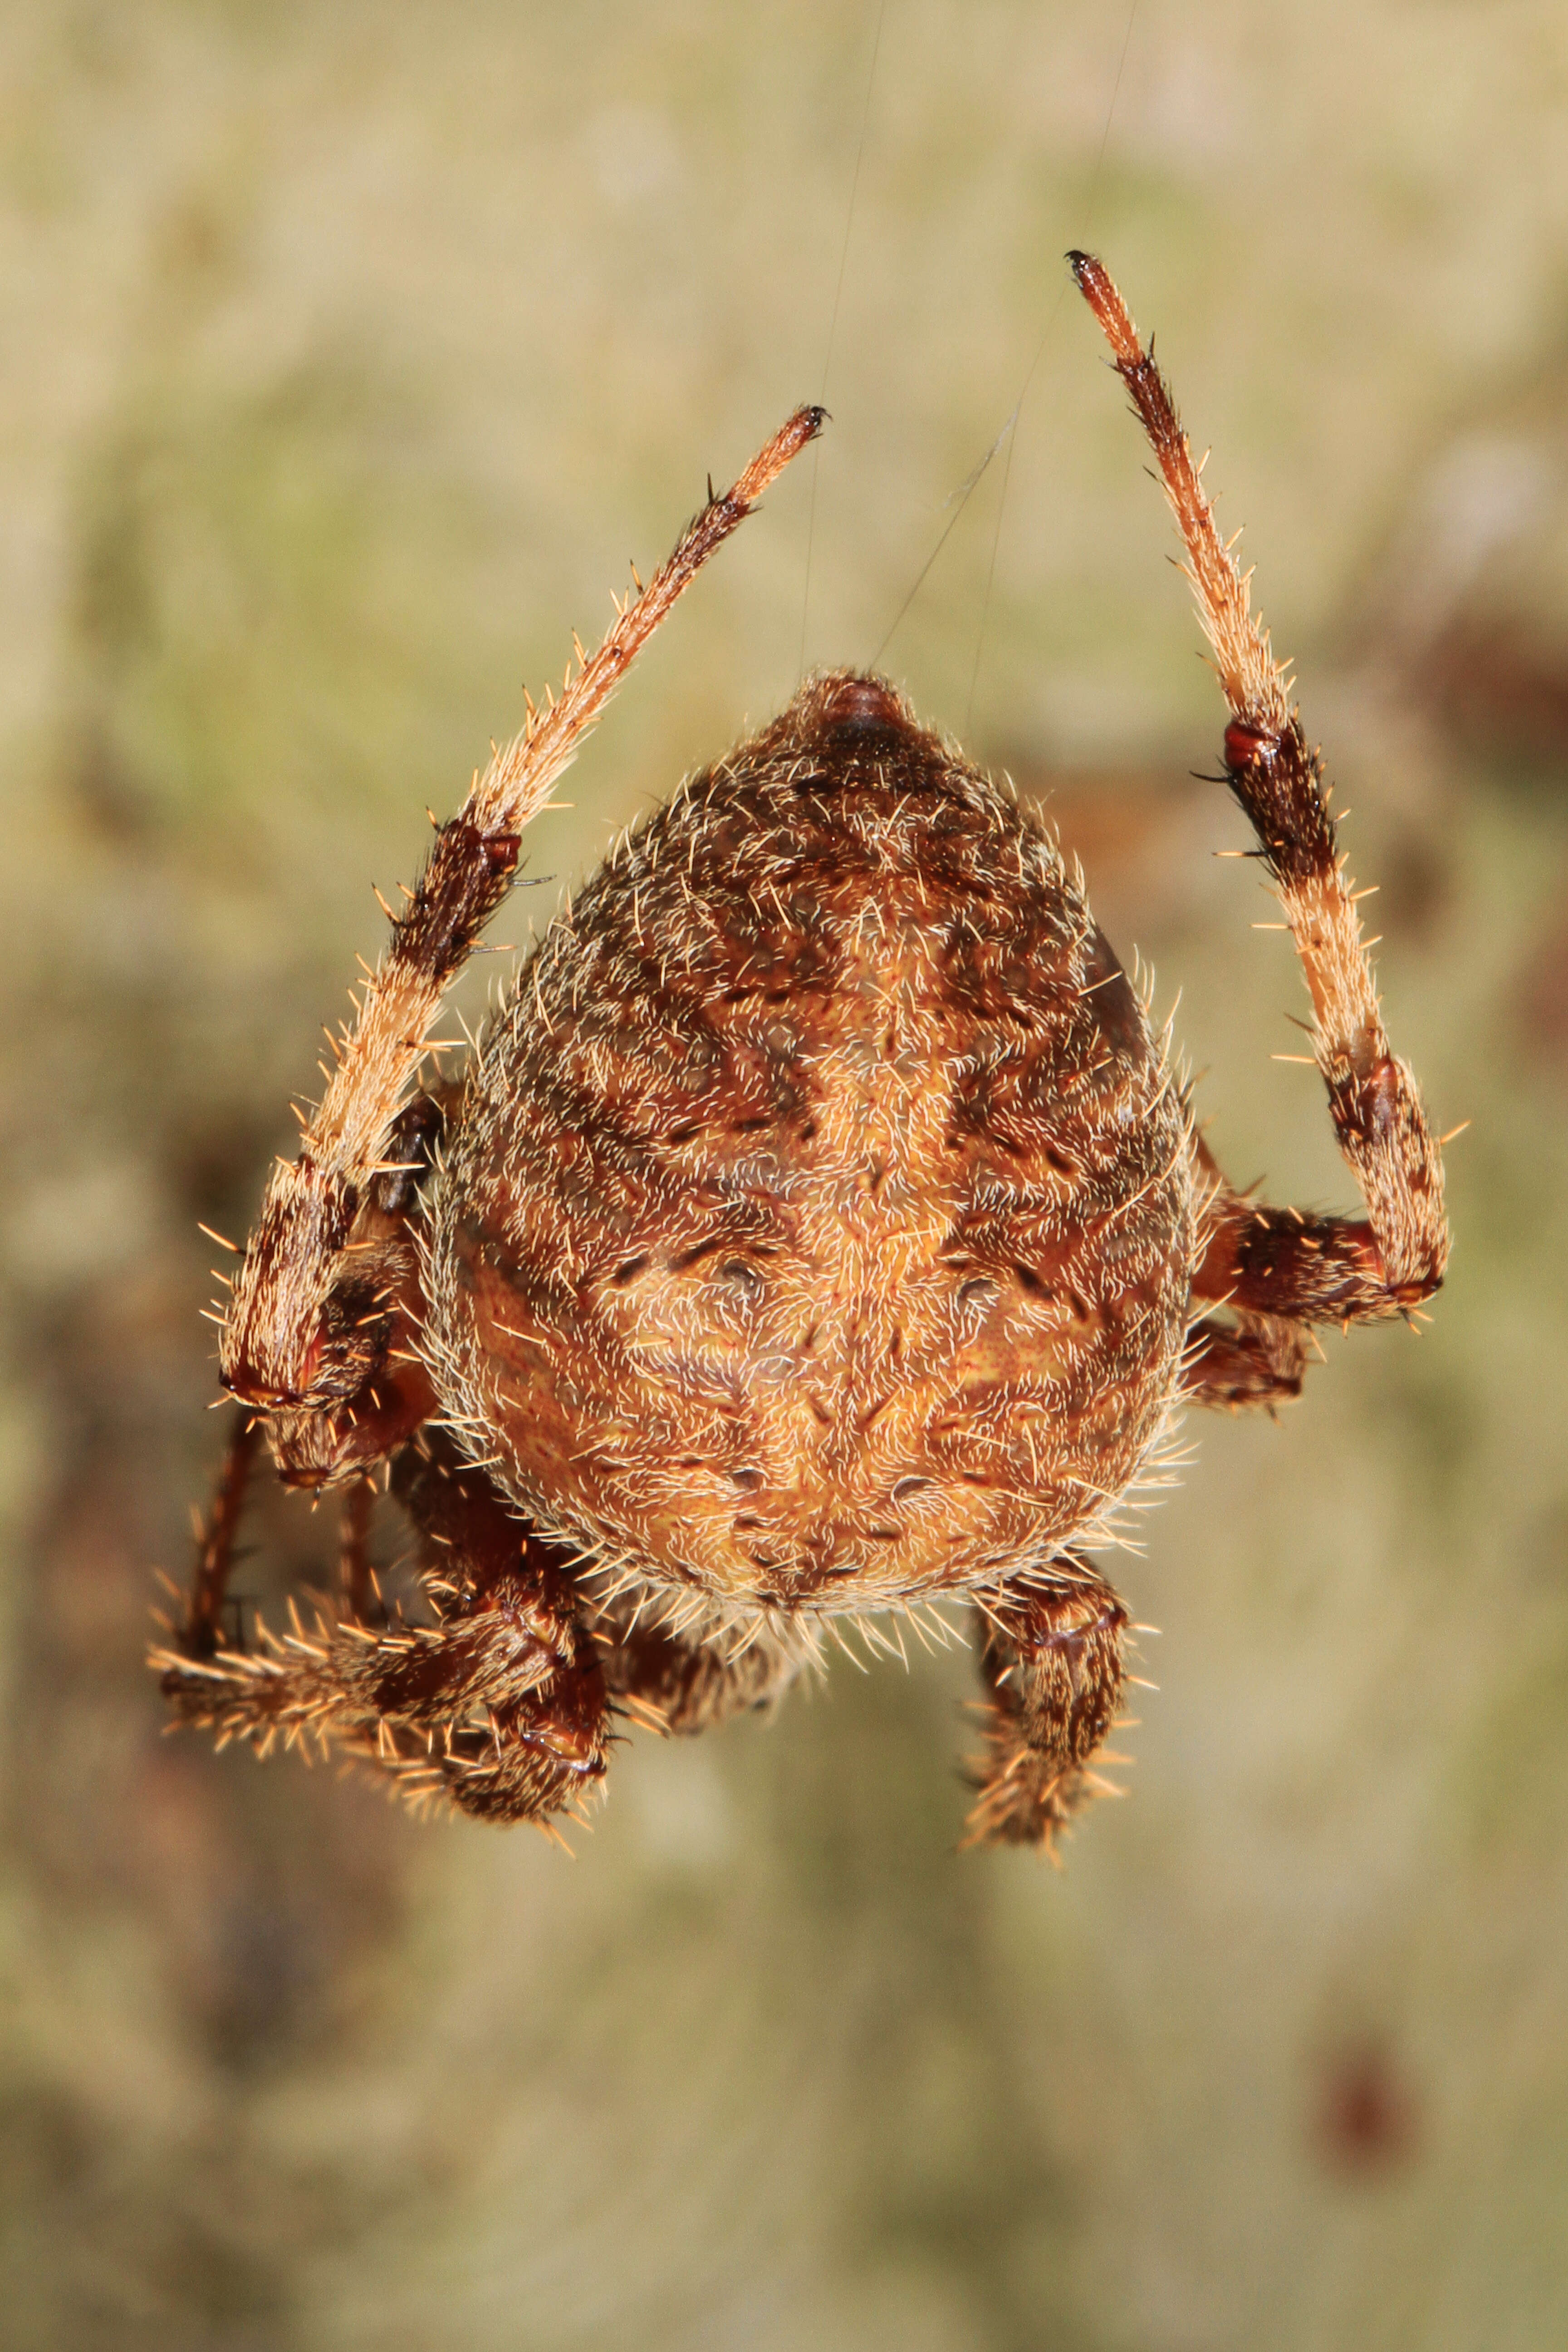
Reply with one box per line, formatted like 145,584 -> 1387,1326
1181,1306 -> 1307,1411
155,1431 -> 609,1828
338,1474 -> 379,1624
595,1607 -> 804,1736
221,406 -> 826,1423
173,1408 -> 264,1658
963,1561 -> 1128,1852
1176,1132 -> 1303,1410
1073,255 -> 1449,1322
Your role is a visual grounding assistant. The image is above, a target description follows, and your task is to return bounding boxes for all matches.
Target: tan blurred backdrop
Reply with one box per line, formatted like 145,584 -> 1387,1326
3,3 -> 1568,2347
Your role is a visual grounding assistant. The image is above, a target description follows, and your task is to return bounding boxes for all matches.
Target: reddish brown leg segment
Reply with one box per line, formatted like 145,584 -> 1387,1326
965,1565 -> 1128,1849
338,1476 -> 378,1623
178,1410 -> 262,1657
1181,1309 -> 1307,1410
1181,1138 -> 1307,1409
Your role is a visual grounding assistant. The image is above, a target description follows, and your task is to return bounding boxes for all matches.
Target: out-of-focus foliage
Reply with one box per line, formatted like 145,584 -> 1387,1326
3,3 -> 1568,2346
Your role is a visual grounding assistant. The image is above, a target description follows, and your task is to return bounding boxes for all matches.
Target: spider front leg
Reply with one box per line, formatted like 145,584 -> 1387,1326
1073,255 -> 1450,1331
216,409 -> 823,1440
157,1430 -> 609,1828
1181,1167 -> 1400,1412
964,1565 -> 1129,1851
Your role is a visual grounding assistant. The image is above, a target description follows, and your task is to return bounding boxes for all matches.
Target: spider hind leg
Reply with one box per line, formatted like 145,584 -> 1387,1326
1073,253 -> 1450,1338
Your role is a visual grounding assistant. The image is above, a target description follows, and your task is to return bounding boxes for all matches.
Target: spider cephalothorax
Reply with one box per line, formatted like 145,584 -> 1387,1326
155,258 -> 1449,1850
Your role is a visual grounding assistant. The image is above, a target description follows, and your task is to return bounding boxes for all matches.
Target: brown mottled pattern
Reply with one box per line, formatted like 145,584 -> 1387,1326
426,672 -> 1194,1616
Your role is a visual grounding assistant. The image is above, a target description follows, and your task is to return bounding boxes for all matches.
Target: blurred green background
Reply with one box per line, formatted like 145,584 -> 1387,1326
3,2 -> 1568,2346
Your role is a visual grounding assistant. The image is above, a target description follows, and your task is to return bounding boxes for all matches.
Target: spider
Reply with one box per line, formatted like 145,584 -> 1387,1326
153,256 -> 1449,1851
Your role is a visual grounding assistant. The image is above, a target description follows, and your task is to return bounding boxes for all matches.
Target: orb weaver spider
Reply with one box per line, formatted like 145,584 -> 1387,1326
154,256 -> 1448,1850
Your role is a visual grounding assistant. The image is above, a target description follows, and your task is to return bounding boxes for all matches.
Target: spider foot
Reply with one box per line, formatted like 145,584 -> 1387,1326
960,1709 -> 1115,1852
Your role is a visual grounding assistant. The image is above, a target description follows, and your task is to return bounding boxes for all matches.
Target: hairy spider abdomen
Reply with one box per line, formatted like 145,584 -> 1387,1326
425,671 -> 1194,1612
